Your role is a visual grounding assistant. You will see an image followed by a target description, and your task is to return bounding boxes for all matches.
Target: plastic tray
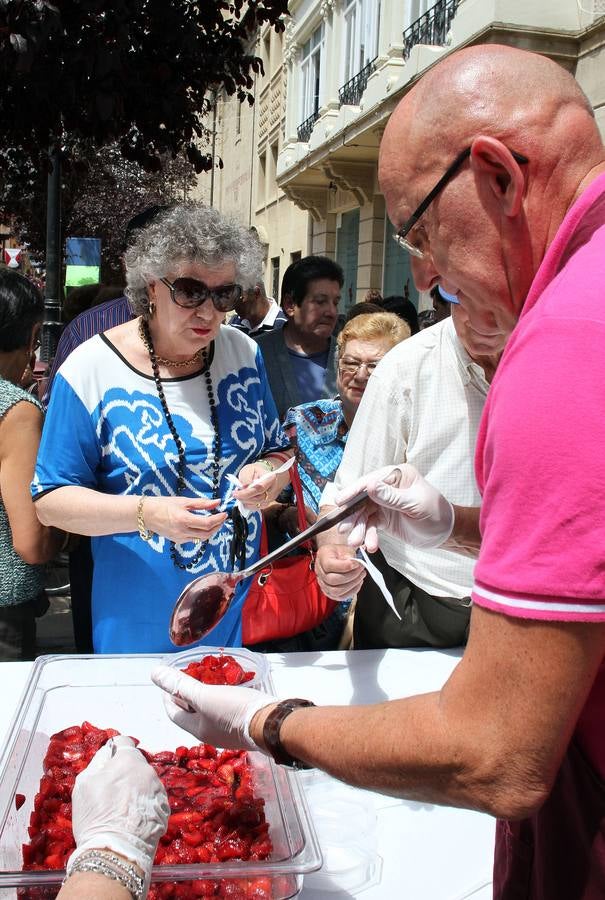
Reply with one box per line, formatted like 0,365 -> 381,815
0,654 -> 322,899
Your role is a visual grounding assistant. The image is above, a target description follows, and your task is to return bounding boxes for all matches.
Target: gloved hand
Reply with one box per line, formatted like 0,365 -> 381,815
151,664 -> 278,752
68,735 -> 169,883
335,464 -> 455,551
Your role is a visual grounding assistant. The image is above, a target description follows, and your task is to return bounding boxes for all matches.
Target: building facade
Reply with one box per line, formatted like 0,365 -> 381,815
192,27 -> 311,301
197,0 -> 605,312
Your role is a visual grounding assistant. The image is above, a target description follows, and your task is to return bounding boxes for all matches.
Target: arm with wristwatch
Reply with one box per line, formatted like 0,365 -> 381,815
151,465 -> 570,819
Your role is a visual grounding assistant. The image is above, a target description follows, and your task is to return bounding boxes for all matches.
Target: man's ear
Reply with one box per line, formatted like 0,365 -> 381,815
469,136 -> 526,218
282,292 -> 295,317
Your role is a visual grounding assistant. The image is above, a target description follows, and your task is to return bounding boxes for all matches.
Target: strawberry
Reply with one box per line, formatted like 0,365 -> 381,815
181,655 -> 254,687
247,877 -> 273,898
21,723 -> 273,895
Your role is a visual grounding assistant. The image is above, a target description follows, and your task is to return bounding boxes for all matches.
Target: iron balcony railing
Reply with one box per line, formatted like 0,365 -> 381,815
297,109 -> 320,142
338,56 -> 378,107
403,0 -> 460,61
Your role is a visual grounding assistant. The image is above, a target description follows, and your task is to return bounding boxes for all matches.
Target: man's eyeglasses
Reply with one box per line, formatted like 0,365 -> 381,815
393,146 -> 529,259
160,277 -> 243,312
339,357 -> 382,376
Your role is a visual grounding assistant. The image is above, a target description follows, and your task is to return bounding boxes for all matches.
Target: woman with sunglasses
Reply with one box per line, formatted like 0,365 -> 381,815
33,204 -> 291,653
0,270 -> 66,659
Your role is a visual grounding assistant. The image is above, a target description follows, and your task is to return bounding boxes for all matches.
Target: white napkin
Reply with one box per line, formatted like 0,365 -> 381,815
223,456 -> 296,519
356,546 -> 401,620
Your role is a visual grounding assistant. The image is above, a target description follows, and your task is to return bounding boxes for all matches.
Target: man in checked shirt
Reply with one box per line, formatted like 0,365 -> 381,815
316,299 -> 501,649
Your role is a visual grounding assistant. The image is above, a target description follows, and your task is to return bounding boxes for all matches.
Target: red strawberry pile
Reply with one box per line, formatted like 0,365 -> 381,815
20,714 -> 274,898
180,654 -> 255,686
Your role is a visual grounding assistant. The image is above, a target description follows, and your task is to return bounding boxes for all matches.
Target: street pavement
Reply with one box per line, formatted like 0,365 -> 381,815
36,594 -> 76,656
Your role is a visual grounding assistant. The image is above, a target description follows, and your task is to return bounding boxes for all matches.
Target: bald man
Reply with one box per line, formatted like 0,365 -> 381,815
151,47 -> 605,899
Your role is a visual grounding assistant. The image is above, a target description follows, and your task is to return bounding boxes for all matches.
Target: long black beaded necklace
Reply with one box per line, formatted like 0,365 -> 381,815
140,317 -> 221,571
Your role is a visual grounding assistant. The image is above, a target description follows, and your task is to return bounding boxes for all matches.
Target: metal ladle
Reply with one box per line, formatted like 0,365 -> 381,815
168,490 -> 368,646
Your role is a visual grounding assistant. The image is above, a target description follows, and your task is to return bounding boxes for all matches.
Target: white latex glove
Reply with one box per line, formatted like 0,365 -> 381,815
151,664 -> 278,752
335,464 -> 455,551
67,735 -> 169,884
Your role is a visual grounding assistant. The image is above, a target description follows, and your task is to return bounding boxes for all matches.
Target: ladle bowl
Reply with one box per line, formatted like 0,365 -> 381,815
169,490 -> 368,646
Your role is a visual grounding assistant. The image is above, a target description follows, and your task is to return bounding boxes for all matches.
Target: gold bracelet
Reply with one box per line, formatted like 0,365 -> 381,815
257,458 -> 276,472
136,496 -> 154,541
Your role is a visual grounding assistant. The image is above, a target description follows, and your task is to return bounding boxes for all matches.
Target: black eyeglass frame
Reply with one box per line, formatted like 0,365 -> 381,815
394,146 -> 529,258
160,276 -> 244,312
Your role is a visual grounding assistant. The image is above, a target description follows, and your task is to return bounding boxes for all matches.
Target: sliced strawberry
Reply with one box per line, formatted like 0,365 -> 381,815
22,723 -> 273,884
215,835 -> 251,861
247,877 -> 273,898
181,828 -> 204,847
181,655 -> 254,687
168,810 -> 204,828
51,725 -> 82,742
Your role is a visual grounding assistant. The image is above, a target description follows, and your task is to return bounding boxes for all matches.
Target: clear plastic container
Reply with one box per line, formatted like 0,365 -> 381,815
0,654 -> 321,899
300,771 -> 382,895
163,645 -> 269,690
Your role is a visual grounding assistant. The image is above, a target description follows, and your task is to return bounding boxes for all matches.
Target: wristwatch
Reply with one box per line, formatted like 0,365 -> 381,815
262,698 -> 315,769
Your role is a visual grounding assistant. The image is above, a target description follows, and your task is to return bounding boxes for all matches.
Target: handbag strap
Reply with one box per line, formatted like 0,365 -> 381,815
289,461 -> 314,551
256,456 -> 307,563
259,512 -> 269,558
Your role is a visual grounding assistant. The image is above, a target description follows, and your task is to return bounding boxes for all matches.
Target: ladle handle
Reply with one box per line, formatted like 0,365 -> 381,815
241,490 -> 369,579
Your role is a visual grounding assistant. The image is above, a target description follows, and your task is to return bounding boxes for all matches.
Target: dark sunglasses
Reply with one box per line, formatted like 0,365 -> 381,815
160,277 -> 243,312
394,146 -> 529,259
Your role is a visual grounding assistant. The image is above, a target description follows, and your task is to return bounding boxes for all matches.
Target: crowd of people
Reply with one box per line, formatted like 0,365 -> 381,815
1,208 -> 449,659
1,40 -> 604,900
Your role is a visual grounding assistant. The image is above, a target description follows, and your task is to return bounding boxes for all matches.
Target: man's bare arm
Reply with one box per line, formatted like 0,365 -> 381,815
251,606 -> 605,819
442,505 -> 482,558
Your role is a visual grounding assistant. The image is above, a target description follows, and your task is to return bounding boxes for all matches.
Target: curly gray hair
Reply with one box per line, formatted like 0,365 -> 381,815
125,203 -> 264,317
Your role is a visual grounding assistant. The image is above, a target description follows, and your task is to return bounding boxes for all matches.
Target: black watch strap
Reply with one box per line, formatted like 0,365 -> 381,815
263,698 -> 315,769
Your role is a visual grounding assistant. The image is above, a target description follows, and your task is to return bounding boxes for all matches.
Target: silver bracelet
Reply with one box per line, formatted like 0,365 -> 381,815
65,849 -> 145,899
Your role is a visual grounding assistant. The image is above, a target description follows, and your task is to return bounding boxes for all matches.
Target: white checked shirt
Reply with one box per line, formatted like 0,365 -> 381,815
321,317 -> 489,599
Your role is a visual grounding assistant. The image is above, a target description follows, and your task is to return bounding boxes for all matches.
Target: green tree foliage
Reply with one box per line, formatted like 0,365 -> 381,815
0,0 -> 288,267
0,0 -> 288,174
67,144 -> 198,281
3,139 -> 199,276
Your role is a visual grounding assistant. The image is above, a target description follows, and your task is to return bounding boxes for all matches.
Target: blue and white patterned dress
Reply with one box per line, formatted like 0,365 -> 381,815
33,325 -> 288,654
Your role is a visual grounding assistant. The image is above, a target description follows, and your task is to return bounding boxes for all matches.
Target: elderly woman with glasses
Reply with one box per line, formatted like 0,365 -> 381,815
284,312 -> 411,520
33,204 -> 292,654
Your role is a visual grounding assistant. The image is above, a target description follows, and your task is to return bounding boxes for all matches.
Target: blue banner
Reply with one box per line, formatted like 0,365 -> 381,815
65,237 -> 101,267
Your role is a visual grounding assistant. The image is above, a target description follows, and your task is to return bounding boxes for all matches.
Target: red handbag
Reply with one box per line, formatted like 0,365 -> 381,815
241,464 -> 336,645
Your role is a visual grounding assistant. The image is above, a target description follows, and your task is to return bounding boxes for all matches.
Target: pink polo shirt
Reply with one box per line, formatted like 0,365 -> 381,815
473,173 -> 605,775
